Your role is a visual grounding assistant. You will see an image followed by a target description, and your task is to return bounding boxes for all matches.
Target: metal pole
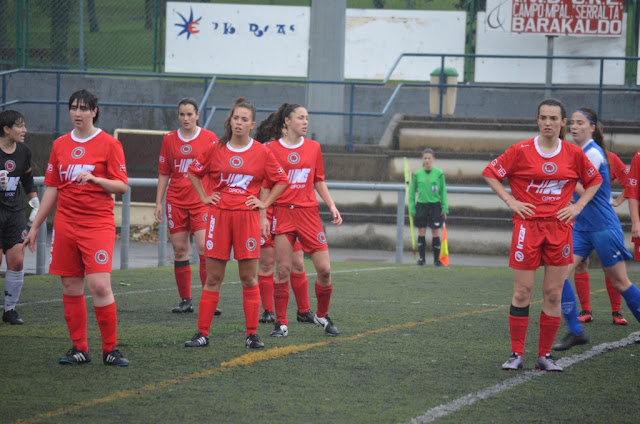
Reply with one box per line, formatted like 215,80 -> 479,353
545,35 -> 556,98
35,185 -> 47,275
79,0 -> 85,70
120,187 -> 131,269
396,191 -> 405,263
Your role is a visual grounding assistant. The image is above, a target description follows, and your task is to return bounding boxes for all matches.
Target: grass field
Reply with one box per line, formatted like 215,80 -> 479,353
2,261 -> 640,423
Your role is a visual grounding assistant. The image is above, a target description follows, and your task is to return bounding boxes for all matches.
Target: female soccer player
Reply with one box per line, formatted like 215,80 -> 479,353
155,97 -> 221,315
483,99 -> 602,372
253,116 -> 315,326
0,110 -> 38,325
554,107 -> 640,351
24,89 -> 130,366
185,98 -> 288,349
259,103 -> 343,338
408,148 -> 449,266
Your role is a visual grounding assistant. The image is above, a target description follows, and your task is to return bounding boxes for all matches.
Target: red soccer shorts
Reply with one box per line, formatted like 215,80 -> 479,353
261,217 -> 302,252
205,208 -> 261,261
509,218 -> 573,270
49,219 -> 116,277
166,202 -> 209,234
272,206 -> 328,253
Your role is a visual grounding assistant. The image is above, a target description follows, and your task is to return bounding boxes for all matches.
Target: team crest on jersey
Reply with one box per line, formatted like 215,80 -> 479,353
168,220 -> 174,229
206,240 -> 213,250
562,244 -> 571,258
4,160 -> 16,172
317,232 -> 327,244
246,238 -> 257,251
514,251 -> 524,262
260,236 -> 266,246
230,156 -> 243,168
288,152 -> 300,164
203,213 -> 208,222
72,147 -> 85,159
21,230 -> 27,240
542,162 -> 557,175
181,144 -> 192,155
95,250 -> 109,264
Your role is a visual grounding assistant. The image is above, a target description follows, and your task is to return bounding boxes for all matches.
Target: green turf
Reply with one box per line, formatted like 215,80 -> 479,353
2,262 -> 639,423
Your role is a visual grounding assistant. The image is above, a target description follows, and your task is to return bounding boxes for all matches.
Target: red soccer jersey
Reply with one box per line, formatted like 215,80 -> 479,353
607,151 -> 629,188
44,130 -> 128,223
158,127 -> 218,208
188,139 -> 287,211
624,152 -> 640,200
266,137 -> 325,208
482,137 -> 602,219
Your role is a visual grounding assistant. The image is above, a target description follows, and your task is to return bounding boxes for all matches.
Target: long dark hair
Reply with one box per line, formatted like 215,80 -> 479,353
256,102 -> 302,143
219,97 -> 256,145
537,98 -> 567,140
69,89 -> 99,123
575,107 -> 609,172
254,112 -> 277,144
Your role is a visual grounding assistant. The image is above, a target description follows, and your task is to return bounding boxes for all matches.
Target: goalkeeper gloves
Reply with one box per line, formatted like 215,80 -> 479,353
28,197 -> 40,223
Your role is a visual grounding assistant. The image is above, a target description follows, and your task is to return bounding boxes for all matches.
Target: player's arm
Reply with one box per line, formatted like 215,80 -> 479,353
558,181 -> 602,224
484,176 -> 535,219
76,173 -> 128,195
23,186 -> 58,253
315,181 -> 342,225
154,173 -> 170,222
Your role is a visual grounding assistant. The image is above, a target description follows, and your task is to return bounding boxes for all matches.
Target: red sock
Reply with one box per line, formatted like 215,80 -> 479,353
243,285 -> 260,337
315,282 -> 332,318
508,315 -> 529,356
197,289 -> 220,336
63,294 -> 88,353
274,281 -> 290,325
574,272 -> 591,311
605,277 -> 622,313
258,274 -> 274,312
538,312 -> 561,357
199,255 -> 207,288
174,261 -> 192,299
95,302 -> 118,353
291,272 -> 310,313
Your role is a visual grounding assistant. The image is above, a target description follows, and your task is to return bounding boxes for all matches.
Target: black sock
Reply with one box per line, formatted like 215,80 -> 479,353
432,236 -> 441,263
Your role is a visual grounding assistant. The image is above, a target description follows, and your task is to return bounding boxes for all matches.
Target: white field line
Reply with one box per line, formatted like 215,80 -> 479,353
6,265 -> 405,309
406,332 -> 640,424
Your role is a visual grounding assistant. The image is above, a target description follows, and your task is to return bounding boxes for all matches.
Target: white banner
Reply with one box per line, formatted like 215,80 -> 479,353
165,2 -> 310,76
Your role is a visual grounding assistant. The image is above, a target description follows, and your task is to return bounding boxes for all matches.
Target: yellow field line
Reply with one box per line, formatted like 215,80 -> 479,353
16,289 -> 606,423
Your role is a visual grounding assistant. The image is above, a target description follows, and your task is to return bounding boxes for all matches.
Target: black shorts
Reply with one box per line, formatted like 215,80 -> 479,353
0,208 -> 27,251
414,202 -> 443,229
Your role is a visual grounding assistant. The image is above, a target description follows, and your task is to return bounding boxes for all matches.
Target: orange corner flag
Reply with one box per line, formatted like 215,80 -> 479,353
439,223 -> 449,266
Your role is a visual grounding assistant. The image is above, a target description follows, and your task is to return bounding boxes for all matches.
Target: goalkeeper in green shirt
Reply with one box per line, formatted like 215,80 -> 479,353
408,148 -> 449,266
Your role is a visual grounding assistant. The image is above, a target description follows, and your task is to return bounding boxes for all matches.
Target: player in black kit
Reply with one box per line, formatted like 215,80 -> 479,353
0,110 -> 38,325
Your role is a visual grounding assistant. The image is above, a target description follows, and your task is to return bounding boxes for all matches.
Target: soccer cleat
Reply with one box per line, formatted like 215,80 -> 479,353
314,315 -> 339,336
2,309 -> 24,325
246,333 -> 265,349
172,298 -> 193,313
501,352 -> 523,370
215,308 -> 222,316
552,332 -> 589,351
259,310 -> 275,323
185,332 -> 209,347
103,347 -> 129,366
416,259 -> 425,266
612,311 -> 628,326
535,354 -> 563,372
59,346 -> 92,365
578,310 -> 593,323
270,322 -> 288,337
296,310 -> 315,323
434,260 -> 447,268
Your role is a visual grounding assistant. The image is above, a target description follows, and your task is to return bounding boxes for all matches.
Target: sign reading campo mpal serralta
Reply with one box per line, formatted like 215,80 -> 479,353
164,2 -> 467,81
485,0 -> 624,36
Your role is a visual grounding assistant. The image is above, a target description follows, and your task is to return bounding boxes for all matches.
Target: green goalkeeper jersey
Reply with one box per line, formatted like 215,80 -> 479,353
408,166 -> 448,216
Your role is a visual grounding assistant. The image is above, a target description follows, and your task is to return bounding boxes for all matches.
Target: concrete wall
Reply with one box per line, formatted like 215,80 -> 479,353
5,72 -> 640,145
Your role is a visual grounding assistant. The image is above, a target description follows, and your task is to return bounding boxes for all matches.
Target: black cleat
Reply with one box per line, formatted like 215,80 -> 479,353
246,333 -> 265,349
259,310 -> 275,323
103,347 -> 130,366
215,308 -> 222,316
416,259 -> 425,266
314,315 -> 339,336
59,346 -> 92,365
434,260 -> 447,267
296,310 -> 315,323
2,309 -> 23,325
185,332 -> 209,347
172,298 -> 193,313
553,332 -> 589,351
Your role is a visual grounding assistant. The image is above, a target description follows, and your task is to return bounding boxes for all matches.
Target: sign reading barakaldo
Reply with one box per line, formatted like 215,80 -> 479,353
486,0 -> 625,36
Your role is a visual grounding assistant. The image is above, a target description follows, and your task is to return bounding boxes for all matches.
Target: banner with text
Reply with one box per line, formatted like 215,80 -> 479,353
485,0 -> 624,36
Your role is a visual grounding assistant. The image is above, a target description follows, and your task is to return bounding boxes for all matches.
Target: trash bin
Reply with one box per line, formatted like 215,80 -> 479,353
429,67 -> 459,116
